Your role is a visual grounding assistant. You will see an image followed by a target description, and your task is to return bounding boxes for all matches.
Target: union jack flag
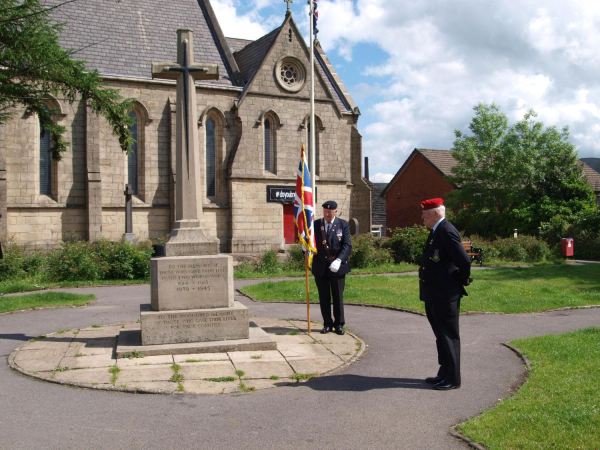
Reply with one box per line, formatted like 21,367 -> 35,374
309,0 -> 318,34
294,145 -> 317,267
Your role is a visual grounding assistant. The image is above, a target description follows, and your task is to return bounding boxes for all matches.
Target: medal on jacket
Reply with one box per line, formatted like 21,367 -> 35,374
431,249 -> 440,262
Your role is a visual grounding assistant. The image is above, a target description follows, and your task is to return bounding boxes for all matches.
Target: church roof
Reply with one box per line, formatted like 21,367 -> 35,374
48,0 -> 240,87
48,0 -> 356,113
233,27 -> 281,85
226,37 -> 254,53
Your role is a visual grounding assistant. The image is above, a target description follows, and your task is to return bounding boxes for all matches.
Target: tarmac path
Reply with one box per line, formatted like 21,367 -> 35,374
1,280 -> 599,450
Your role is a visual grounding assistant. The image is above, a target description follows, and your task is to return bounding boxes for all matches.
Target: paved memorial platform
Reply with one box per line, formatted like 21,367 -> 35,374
8,317 -> 364,395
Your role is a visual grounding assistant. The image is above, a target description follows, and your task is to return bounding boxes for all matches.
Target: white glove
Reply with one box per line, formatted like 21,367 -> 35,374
329,258 -> 341,273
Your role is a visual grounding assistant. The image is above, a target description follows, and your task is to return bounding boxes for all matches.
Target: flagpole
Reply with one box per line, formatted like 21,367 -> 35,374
309,0 -> 316,192
305,252 -> 311,334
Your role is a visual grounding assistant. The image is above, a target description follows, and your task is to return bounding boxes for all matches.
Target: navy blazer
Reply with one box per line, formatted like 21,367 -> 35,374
312,217 -> 352,277
419,219 -> 471,303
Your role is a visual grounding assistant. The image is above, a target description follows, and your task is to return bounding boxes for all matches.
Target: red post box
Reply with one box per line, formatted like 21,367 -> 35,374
561,238 -> 574,257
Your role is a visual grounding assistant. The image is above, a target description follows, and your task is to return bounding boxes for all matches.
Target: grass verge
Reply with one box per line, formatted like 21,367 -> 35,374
233,262 -> 418,279
0,292 -> 96,313
459,327 -> 600,449
0,277 -> 150,294
240,264 -> 600,314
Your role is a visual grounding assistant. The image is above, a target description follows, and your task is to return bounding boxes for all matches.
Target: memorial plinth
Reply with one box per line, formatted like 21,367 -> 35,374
120,28 -> 275,355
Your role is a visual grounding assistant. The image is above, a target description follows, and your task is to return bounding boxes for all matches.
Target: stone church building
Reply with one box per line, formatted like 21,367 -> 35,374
0,0 -> 372,252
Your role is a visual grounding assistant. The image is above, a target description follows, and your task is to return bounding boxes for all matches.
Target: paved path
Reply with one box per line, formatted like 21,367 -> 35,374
1,281 -> 599,449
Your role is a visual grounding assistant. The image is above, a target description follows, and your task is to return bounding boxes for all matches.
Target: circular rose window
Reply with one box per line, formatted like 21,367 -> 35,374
275,56 -> 306,93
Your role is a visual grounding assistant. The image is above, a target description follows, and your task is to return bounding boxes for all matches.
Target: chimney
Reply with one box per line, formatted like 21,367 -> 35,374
364,157 -> 369,181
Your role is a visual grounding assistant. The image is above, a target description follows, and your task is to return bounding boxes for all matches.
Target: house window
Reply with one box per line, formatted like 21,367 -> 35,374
127,111 -> 138,195
39,107 -> 52,196
264,118 -> 275,173
371,226 -> 382,237
206,117 -> 216,197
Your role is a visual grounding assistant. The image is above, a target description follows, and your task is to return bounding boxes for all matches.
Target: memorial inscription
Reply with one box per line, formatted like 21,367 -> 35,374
150,255 -> 234,311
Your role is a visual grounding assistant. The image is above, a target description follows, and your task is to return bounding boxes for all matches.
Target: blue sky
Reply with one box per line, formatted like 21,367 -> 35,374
212,0 -> 600,182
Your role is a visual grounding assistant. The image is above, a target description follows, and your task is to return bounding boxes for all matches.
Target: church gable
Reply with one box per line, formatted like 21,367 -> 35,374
238,17 -> 331,103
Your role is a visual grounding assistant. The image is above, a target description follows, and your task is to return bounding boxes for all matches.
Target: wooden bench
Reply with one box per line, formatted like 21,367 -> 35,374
462,240 -> 483,266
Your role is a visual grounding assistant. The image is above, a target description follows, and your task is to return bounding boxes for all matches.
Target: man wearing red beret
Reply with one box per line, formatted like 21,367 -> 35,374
419,198 -> 471,390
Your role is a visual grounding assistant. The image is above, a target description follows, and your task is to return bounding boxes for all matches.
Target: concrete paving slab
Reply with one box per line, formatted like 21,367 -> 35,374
116,326 -> 277,358
64,341 -> 114,356
22,339 -> 71,351
13,350 -> 66,372
117,355 -> 174,367
287,356 -> 343,375
7,317 -> 363,395
234,360 -> 295,379
59,354 -> 116,369
182,379 -> 239,394
179,361 -> 237,380
287,320 -> 322,332
117,366 -> 175,383
323,342 -> 360,360
277,342 -> 335,359
173,352 -> 229,363
126,381 -> 180,393
249,317 -> 296,329
53,367 -> 113,384
228,350 -> 286,363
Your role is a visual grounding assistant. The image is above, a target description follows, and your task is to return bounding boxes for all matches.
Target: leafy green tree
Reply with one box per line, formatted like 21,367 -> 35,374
447,103 -> 595,237
0,0 -> 134,160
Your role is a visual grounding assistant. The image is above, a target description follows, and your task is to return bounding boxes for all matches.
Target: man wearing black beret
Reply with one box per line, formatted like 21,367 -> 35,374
419,198 -> 471,390
312,200 -> 352,335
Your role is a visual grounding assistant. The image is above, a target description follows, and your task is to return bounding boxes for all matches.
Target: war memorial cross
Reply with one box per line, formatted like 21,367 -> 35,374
151,29 -> 218,228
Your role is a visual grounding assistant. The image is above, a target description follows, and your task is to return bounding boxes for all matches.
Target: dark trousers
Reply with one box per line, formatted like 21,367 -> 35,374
315,274 -> 345,327
425,299 -> 461,385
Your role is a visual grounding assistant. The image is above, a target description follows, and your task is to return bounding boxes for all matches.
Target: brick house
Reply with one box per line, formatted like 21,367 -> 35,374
382,149 -> 457,231
382,148 -> 600,231
0,0 -> 373,252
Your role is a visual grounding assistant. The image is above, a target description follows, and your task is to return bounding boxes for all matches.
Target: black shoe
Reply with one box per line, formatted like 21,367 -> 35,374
425,376 -> 444,384
334,326 -> 345,335
320,326 -> 332,334
433,381 -> 460,390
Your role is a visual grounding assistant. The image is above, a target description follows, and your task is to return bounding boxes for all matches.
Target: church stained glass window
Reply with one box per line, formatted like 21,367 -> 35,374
265,119 -> 275,173
206,118 -> 216,197
39,107 -> 52,196
128,111 -> 138,195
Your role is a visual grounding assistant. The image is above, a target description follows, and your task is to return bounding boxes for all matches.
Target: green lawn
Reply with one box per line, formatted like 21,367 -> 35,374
0,292 -> 95,313
459,327 -> 600,449
240,264 -> 600,314
0,278 -> 149,294
233,262 -> 418,279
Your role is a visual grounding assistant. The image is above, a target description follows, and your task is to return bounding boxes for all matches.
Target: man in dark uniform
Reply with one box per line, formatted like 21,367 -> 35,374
419,198 -> 471,390
312,200 -> 352,335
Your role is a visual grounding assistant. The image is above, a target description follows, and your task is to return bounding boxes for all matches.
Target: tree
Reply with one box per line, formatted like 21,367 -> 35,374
0,0 -> 134,160
446,103 -> 596,237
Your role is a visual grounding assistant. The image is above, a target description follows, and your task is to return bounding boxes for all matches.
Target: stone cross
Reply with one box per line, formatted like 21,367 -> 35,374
123,184 -> 136,243
284,0 -> 293,11
124,184 -> 134,234
152,29 -> 218,231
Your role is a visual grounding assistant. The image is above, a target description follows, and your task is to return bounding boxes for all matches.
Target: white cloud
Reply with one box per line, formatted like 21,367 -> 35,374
370,173 -> 394,183
211,0 -> 270,39
311,0 -> 600,173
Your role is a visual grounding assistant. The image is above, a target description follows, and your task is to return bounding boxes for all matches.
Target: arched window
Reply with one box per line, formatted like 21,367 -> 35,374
307,122 -> 320,176
264,118 -> 275,173
206,118 -> 216,197
39,106 -> 52,196
127,111 -> 138,195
